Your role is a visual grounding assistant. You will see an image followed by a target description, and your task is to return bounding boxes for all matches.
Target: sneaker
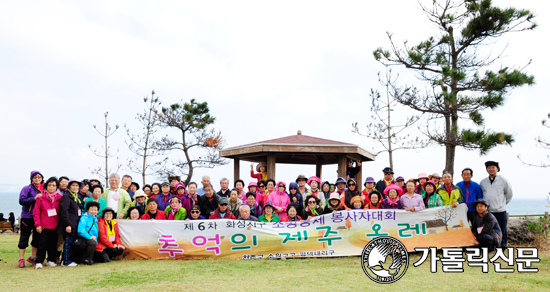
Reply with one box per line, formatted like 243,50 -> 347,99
45,261 -> 57,267
35,263 -> 43,269
18,259 -> 25,268
83,260 -> 95,266
27,257 -> 37,266
56,257 -> 61,264
66,262 -> 78,267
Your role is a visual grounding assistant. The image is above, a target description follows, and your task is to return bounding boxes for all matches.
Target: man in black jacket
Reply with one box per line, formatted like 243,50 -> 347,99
375,167 -> 395,197
198,183 -> 220,219
216,177 -> 231,198
471,199 -> 502,252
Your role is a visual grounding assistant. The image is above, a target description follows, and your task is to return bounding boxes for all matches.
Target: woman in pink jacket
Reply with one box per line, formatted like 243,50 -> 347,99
32,177 -> 63,269
267,181 -> 291,221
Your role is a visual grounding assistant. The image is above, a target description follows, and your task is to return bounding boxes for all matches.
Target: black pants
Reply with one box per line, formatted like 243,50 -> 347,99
93,247 -> 124,263
478,234 -> 498,252
492,211 -> 507,248
83,239 -> 98,262
36,229 -> 57,264
18,218 -> 40,250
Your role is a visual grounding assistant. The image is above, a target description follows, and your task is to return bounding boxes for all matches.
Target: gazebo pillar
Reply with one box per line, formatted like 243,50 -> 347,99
233,158 -> 240,182
356,163 -> 363,192
337,154 -> 347,178
315,162 -> 322,178
267,153 -> 276,180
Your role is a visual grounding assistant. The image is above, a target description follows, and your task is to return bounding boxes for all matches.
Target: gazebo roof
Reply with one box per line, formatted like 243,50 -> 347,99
220,131 -> 376,165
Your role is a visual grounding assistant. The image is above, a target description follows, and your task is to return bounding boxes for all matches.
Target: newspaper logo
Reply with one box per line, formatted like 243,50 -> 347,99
361,236 -> 409,284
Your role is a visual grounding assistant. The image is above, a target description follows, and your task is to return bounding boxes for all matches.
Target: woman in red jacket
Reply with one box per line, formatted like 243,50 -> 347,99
33,177 -> 63,269
94,208 -> 125,263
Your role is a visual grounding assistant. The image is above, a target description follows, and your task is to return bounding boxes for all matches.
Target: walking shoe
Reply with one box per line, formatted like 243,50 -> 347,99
56,257 -> 61,264
18,259 -> 25,268
83,260 -> 95,266
66,262 -> 77,267
35,263 -> 43,269
45,261 -> 57,267
27,257 -> 37,266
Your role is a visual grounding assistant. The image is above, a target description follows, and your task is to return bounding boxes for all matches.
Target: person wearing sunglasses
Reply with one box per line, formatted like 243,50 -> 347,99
303,195 -> 322,220
186,205 -> 205,221
342,178 -> 361,210
256,180 -> 268,207
266,181 -> 290,221
287,182 -> 303,216
209,197 -> 237,219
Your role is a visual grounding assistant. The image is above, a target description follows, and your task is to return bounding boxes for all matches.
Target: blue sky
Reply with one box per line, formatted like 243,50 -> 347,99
1,0 -> 549,198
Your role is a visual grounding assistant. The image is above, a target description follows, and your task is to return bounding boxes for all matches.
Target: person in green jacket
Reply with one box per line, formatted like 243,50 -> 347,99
165,197 -> 187,220
421,180 -> 444,208
437,172 -> 464,207
100,174 -> 132,219
258,202 -> 280,222
83,185 -> 107,217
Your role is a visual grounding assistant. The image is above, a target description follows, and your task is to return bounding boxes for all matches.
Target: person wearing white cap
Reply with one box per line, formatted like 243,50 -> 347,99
415,173 -> 429,195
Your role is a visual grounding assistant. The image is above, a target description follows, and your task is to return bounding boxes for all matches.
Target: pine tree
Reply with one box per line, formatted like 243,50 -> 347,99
373,0 -> 536,174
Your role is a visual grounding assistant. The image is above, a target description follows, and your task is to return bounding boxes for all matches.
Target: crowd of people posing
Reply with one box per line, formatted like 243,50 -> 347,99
17,159 -> 513,269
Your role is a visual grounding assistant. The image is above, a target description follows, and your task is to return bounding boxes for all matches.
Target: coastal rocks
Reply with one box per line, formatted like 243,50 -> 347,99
507,219 -> 537,245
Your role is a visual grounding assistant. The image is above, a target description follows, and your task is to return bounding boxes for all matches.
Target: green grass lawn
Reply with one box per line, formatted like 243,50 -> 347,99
1,233 -> 549,291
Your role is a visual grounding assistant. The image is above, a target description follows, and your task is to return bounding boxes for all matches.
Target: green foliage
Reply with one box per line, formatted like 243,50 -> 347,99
161,99 -> 215,130
373,0 -> 536,173
461,129 -> 513,154
527,215 -> 550,247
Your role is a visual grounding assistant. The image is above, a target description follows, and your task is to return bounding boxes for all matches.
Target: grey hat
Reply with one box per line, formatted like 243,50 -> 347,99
472,199 -> 489,209
161,182 -> 170,187
296,174 -> 307,182
219,197 -> 229,205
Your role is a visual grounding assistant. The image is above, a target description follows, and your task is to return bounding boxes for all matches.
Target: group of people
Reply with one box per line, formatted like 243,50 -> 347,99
17,159 -> 513,268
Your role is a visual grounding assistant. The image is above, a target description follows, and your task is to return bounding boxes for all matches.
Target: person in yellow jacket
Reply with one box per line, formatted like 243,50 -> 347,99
436,172 -> 464,207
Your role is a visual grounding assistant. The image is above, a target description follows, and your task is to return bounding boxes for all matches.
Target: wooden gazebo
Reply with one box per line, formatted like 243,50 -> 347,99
219,131 -> 376,187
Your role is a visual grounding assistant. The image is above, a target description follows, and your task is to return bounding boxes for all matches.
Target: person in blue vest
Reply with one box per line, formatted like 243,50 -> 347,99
456,167 -> 483,225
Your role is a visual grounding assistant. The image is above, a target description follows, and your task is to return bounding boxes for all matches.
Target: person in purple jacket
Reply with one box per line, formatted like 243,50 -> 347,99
18,170 -> 44,268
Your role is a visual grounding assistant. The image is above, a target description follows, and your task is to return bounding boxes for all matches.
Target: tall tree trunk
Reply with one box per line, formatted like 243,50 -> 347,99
105,119 -> 109,186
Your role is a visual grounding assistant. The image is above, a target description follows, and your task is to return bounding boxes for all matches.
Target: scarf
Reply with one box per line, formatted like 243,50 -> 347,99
308,206 -> 319,216
368,201 -> 380,209
105,220 -> 116,244
68,190 -> 81,204
386,196 -> 400,207
46,190 -> 56,202
34,183 -> 44,193
289,215 -> 299,222
260,172 -> 268,181
266,214 -> 272,222
444,184 -> 452,193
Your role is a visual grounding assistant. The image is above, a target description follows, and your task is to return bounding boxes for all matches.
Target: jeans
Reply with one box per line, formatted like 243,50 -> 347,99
62,235 -> 74,265
492,211 -> 507,248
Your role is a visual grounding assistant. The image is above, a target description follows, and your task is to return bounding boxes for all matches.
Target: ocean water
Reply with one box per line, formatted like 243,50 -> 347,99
1,192 -> 548,217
